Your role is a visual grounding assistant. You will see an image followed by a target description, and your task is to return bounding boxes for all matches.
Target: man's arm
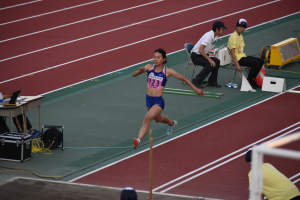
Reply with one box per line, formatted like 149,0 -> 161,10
198,44 -> 216,67
230,48 -> 242,72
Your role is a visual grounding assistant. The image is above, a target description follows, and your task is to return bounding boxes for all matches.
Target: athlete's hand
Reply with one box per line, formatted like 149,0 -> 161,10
139,67 -> 146,73
196,89 -> 205,96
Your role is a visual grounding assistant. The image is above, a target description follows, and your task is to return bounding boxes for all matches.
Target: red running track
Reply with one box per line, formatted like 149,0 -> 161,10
72,92 -> 300,199
1,0 -> 300,95
1,1 -> 299,198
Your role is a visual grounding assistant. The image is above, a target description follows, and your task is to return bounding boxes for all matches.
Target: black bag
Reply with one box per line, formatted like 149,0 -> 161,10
0,132 -> 32,162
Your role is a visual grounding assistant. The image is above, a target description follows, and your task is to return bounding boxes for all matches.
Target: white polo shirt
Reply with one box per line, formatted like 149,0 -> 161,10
191,30 -> 218,55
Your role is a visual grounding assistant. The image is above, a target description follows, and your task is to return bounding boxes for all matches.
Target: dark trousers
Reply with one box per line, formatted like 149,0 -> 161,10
191,52 -> 220,84
291,196 -> 300,200
13,114 -> 32,133
0,115 -> 32,134
238,56 -> 264,81
0,117 -> 10,134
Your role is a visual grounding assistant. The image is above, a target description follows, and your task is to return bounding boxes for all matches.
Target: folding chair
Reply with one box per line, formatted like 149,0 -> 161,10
225,47 -> 250,85
183,43 -> 198,84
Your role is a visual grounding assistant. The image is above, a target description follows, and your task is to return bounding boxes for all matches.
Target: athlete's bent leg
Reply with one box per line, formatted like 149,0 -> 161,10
137,105 -> 163,141
154,114 -> 173,126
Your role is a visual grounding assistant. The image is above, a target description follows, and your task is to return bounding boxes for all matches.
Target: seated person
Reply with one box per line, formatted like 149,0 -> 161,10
228,18 -> 264,89
1,94 -> 41,138
191,21 -> 228,88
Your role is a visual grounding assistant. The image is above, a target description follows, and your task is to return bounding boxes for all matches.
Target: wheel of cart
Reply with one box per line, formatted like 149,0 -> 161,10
41,125 -> 64,150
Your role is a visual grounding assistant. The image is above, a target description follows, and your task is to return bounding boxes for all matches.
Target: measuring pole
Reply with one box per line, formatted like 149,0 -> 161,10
149,130 -> 153,200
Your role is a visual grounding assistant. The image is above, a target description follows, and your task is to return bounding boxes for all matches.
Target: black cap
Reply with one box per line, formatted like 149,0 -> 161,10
213,21 -> 228,30
236,18 -> 248,28
120,187 -> 137,200
245,149 -> 252,163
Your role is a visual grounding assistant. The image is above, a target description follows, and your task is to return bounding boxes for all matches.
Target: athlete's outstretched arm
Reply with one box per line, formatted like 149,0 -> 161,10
167,68 -> 205,96
132,64 -> 152,77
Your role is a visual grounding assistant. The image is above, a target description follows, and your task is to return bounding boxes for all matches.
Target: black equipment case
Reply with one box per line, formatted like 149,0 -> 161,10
0,132 -> 32,162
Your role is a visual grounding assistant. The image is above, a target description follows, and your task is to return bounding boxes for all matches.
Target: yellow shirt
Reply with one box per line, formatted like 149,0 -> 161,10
227,31 -> 246,61
249,163 -> 300,200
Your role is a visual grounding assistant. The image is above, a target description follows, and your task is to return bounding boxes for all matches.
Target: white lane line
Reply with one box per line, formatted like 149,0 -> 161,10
0,0 -> 164,42
0,0 -> 104,26
293,178 -> 300,184
37,12 -> 299,97
0,0 -> 42,11
154,124 -> 300,192
290,173 -> 300,181
69,87 -> 298,182
159,126 -> 300,193
0,0 -> 281,86
0,0 -> 222,62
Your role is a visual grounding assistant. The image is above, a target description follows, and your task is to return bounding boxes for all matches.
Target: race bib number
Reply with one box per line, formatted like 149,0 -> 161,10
147,78 -> 162,90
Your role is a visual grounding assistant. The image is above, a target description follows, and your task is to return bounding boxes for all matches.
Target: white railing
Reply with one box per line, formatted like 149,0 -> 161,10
250,131 -> 300,200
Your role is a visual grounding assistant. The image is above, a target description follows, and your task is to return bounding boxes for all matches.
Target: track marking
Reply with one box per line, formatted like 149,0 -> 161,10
0,0 -> 104,26
290,173 -> 300,181
0,0 -> 42,11
158,126 -> 300,193
0,0 -> 222,62
293,178 -> 300,184
154,123 -> 300,191
0,0 -> 282,85
0,0 -> 164,41
69,87 -> 299,182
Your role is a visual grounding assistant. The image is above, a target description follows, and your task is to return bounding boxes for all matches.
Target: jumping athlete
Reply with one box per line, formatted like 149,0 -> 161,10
132,48 -> 205,149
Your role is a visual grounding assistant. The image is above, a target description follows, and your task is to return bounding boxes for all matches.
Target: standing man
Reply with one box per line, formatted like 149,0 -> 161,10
245,149 -> 300,200
228,18 -> 264,89
191,21 -> 227,88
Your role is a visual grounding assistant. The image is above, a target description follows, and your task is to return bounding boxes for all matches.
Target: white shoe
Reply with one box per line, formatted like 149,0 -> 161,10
167,120 -> 177,136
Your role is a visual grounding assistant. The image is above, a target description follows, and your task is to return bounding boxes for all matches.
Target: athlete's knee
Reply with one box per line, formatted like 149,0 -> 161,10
144,114 -> 153,123
154,115 -> 163,123
154,118 -> 161,123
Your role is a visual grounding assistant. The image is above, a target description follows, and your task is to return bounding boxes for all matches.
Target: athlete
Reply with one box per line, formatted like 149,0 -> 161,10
132,48 -> 205,149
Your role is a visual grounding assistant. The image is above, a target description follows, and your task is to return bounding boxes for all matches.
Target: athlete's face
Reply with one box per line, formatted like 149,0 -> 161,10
153,52 -> 165,65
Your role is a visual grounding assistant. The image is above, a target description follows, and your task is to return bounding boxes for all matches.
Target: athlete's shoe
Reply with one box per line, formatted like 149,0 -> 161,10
132,138 -> 140,149
167,120 -> 177,136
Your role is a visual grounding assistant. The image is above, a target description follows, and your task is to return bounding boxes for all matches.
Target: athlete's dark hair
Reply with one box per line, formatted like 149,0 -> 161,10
154,48 -> 167,64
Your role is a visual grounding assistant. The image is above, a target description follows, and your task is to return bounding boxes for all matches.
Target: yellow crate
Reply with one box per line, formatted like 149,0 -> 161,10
268,38 -> 300,68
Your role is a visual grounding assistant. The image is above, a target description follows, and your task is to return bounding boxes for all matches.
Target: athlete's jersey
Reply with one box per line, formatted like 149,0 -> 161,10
147,65 -> 167,90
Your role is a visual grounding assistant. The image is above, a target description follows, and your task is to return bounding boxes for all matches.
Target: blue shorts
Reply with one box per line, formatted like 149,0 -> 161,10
146,94 -> 165,110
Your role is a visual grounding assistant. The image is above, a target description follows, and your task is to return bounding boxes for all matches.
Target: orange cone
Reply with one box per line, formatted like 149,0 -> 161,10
255,65 -> 265,87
